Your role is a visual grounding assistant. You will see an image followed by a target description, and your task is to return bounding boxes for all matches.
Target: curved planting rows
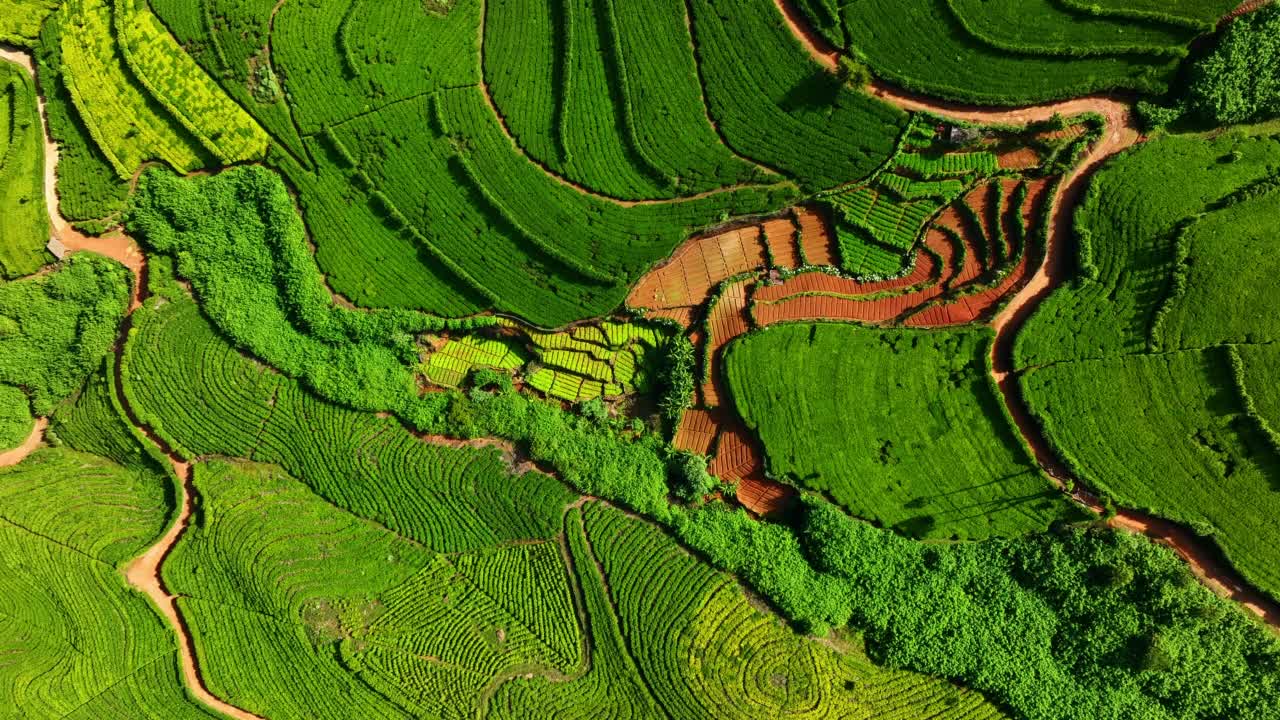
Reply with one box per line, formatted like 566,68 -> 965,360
161,459 -> 582,720
0,58 -> 49,278
123,298 -> 575,553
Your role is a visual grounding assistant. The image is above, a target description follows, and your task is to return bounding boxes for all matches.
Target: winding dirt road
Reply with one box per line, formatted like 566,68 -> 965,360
0,45 -> 146,310
775,0 -> 1280,627
1,44 -> 262,720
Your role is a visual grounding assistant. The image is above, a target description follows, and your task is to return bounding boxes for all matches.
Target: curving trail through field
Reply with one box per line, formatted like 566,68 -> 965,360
0,45 -> 146,310
775,0 -> 1280,627
0,418 -> 49,468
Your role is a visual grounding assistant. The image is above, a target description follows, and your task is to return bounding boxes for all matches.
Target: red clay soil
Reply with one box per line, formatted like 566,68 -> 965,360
795,206 -> 839,267
627,225 -> 767,310
702,279 -> 752,408
997,147 -> 1042,170
673,408 -> 719,456
761,217 -> 801,269
707,417 -> 794,517
0,418 -> 48,468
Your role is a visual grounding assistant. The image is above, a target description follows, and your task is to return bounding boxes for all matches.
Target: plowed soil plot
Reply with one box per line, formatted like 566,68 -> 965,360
706,419 -> 795,516
674,408 -> 720,456
997,147 -> 1041,170
761,217 -> 801,269
736,469 -> 795,517
627,225 -> 767,310
795,206 -> 839,267
703,280 -> 752,407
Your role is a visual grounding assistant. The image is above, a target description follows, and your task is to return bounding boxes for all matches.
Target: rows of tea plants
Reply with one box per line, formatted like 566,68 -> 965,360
0,60 -> 49,278
123,298 -> 575,553
1013,133 -> 1280,602
484,506 -> 664,719
113,0 -> 269,165
1015,133 -> 1280,367
725,323 -> 1084,540
946,0 -> 1197,57
57,0 -> 206,178
840,0 -> 1183,104
166,459 -> 582,719
0,384 -> 31,450
486,0 -> 668,200
1236,344 -> 1280,445
0,253 -> 130,415
268,0 -> 477,133
149,0 -> 308,160
582,502 -> 1001,719
424,336 -> 526,387
1150,187 -> 1280,350
485,0 -> 764,199
0,445 -> 213,718
33,14 -> 130,224
686,0 -> 907,191
1059,0 -> 1239,29
1021,348 -> 1280,600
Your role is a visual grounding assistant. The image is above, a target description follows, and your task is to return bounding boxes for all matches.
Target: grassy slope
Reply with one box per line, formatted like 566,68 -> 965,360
0,60 -> 50,278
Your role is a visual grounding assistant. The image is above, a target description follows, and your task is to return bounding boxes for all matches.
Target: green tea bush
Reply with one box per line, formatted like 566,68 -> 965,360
0,60 -> 50,278
725,323 -> 1084,540
0,445 -> 214,718
0,384 -> 32,451
688,0 -> 907,191
841,0 -> 1182,104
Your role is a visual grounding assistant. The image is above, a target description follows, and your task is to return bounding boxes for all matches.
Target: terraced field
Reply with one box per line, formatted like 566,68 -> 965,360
2,0 -> 1280,719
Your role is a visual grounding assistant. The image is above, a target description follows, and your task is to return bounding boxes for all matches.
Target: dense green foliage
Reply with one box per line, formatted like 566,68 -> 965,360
165,459 -> 581,719
0,383 -> 31,450
793,497 -> 1280,720
0,446 -> 213,718
0,253 -> 130,415
1187,6 -> 1280,125
0,0 -> 59,47
0,60 -> 49,278
1017,132 -> 1280,601
128,166 -> 493,426
841,0 -> 1185,104
726,323 -> 1083,539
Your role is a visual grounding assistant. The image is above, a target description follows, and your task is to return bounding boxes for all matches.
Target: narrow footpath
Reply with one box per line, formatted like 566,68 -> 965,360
774,0 -> 1280,627
1,44 -> 264,720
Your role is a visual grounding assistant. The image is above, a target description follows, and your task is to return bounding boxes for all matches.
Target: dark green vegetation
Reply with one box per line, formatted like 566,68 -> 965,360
836,0 -> 1215,104
0,366 -> 214,717
1059,0 -> 1241,30
0,383 -> 31,450
1142,5 -> 1280,129
0,59 -> 49,278
725,323 -> 1084,539
1017,131 -> 1280,601
0,253 -> 130,415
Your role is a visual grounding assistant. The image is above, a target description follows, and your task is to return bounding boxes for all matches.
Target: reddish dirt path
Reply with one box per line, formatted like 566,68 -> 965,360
0,46 -> 146,310
773,0 -> 1280,627
0,418 -> 49,468
122,461 -> 265,720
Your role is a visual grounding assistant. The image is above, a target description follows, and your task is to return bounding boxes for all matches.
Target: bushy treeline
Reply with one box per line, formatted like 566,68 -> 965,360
127,166 -> 494,427
1142,5 -> 1280,128
0,253 -> 130,415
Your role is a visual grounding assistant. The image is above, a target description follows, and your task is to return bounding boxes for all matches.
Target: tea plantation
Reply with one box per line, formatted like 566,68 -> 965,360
1,0 -> 1279,718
